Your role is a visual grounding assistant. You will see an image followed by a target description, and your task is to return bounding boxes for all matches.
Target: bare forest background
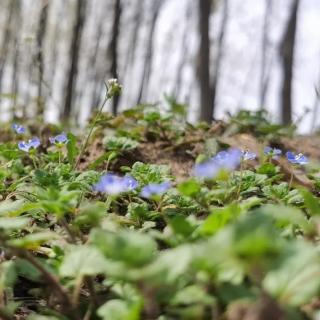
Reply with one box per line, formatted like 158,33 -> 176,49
0,0 -> 319,132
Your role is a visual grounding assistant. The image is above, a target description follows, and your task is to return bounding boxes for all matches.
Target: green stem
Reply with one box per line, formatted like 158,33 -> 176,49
105,195 -> 113,212
236,161 -> 244,198
30,155 -> 38,169
74,96 -> 110,170
289,171 -> 294,189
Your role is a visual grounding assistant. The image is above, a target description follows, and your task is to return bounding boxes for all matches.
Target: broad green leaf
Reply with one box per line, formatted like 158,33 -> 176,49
263,241 -> 320,306
171,285 -> 214,306
60,245 -> 107,277
0,217 -> 29,230
97,299 -> 141,320
168,215 -> 195,238
0,199 -> 25,216
8,231 -> 58,249
301,189 -> 320,216
199,204 -> 241,236
91,229 -> 157,267
177,179 -> 201,197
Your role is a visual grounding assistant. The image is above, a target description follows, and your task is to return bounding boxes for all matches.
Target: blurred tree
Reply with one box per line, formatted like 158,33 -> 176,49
62,0 -> 87,122
137,0 -> 163,105
10,0 -> 21,118
109,0 -> 121,115
280,0 -> 300,125
211,0 -> 229,117
260,0 -> 272,108
36,0 -> 49,119
0,1 -> 15,95
197,0 -> 213,122
174,2 -> 192,97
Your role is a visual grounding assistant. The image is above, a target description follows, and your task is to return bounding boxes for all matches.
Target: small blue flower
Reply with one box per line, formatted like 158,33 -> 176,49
264,146 -> 282,159
140,181 -> 171,198
194,148 -> 242,179
215,148 -> 242,169
194,160 -> 219,179
18,137 -> 41,152
49,132 -> 68,145
122,175 -> 139,191
241,150 -> 257,161
93,173 -> 138,195
12,124 -> 26,134
286,151 -> 308,165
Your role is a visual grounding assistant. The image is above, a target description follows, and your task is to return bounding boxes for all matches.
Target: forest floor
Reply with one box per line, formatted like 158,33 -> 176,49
1,109 -> 320,320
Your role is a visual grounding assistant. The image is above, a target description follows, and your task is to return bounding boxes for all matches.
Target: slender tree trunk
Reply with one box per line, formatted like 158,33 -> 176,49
280,0 -> 300,125
211,0 -> 229,118
109,0 -> 121,115
61,0 -> 87,122
124,0 -> 144,75
197,0 -> 213,122
0,1 -> 15,94
89,19 -> 103,112
174,3 -> 191,98
10,1 -> 21,118
36,0 -> 49,119
136,0 -> 162,104
260,0 -> 273,108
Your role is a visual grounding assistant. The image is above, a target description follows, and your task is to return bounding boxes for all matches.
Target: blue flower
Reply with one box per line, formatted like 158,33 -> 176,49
194,160 -> 219,178
12,124 -> 26,134
93,173 -> 138,195
18,137 -> 41,152
286,151 -> 308,165
194,148 -> 242,179
122,175 -> 139,191
140,181 -> 171,198
49,132 -> 68,145
264,146 -> 282,159
241,150 -> 257,161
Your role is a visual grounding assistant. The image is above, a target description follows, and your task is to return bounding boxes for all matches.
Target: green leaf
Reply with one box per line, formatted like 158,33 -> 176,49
177,179 -> 201,197
0,261 -> 17,290
0,199 -> 25,217
74,202 -> 106,227
66,132 -> 79,165
0,217 -> 29,230
8,231 -> 58,249
97,299 -> 141,320
91,229 -> 157,267
145,245 -> 193,284
301,189 -> 320,216
168,215 -> 195,238
60,245 -> 107,278
199,204 -> 241,236
103,136 -> 138,152
263,241 -> 320,306
171,285 -> 214,306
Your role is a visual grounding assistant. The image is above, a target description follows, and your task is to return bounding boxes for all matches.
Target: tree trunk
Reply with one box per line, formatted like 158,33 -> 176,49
109,0 -> 121,115
136,0 -> 162,105
197,0 -> 213,122
0,1 -> 15,94
36,0 -> 49,119
10,0 -> 21,118
174,3 -> 192,98
280,0 -> 300,125
260,0 -> 273,108
124,0 -> 143,75
211,0 -> 229,118
61,0 -> 87,122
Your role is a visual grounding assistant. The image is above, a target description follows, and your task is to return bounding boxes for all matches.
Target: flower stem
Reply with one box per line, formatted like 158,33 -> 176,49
74,95 -> 110,170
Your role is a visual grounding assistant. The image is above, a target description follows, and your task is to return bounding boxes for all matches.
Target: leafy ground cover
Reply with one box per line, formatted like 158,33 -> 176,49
1,96 -> 320,319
